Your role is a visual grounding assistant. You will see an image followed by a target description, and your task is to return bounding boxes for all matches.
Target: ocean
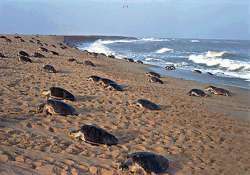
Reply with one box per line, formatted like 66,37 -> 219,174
77,37 -> 250,89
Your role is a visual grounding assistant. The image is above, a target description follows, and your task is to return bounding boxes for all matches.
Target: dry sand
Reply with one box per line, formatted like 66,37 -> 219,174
0,35 -> 250,175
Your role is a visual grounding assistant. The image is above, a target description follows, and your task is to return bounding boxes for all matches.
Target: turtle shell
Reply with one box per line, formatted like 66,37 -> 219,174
149,77 -> 163,84
19,56 -> 32,63
43,64 -> 56,73
108,83 -> 123,91
0,53 -> 6,58
146,71 -> 161,78
88,75 -> 102,82
50,87 -> 75,101
51,51 -> 59,56
80,124 -> 118,146
46,99 -> 78,116
188,89 -> 207,97
137,99 -> 160,110
19,51 -> 29,57
100,78 -> 117,86
84,60 -> 95,67
125,152 -> 169,174
34,52 -> 45,58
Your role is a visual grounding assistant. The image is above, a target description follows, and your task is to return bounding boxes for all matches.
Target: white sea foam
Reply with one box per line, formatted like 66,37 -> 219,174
84,39 -> 113,55
90,38 -> 170,46
156,48 -> 173,54
205,51 -> 230,58
190,40 -> 200,43
141,37 -> 170,42
101,39 -> 137,44
188,52 -> 250,72
145,57 -> 161,61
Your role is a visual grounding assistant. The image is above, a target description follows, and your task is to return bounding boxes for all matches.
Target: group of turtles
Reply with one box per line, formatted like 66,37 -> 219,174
0,35 -> 12,42
36,85 -> 167,173
146,71 -> 164,84
2,35 -> 232,174
87,75 -> 124,91
188,85 -> 231,97
143,69 -> 231,98
17,49 -> 59,73
165,63 -> 214,76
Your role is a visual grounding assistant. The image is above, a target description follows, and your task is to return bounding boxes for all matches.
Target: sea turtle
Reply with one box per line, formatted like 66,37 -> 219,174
119,152 -> 169,174
165,64 -> 176,70
127,58 -> 134,62
187,89 -> 207,97
39,47 -> 48,52
87,75 -> 102,82
90,52 -> 98,57
61,46 -> 67,49
136,60 -> 144,64
107,83 -> 124,91
19,55 -> 32,63
0,53 -> 5,58
136,99 -> 161,110
109,55 -> 115,59
146,71 -> 161,78
19,50 -> 30,57
14,36 -> 22,39
100,78 -> 117,87
37,99 -> 78,116
43,64 -> 57,73
204,86 -> 231,96
148,77 -> 163,84
5,38 -> 12,42
42,87 -> 75,101
100,53 -> 107,57
20,39 -> 25,42
84,60 -> 95,67
51,51 -> 59,56
82,50 -> 90,55
37,42 -> 43,46
68,58 -> 77,62
34,52 -> 45,58
193,70 -> 202,74
68,124 -> 118,146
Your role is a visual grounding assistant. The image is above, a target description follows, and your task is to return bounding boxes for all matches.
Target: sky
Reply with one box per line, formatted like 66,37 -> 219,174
0,0 -> 249,40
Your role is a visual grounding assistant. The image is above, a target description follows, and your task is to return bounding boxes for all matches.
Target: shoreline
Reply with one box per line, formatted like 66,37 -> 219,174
148,65 -> 250,90
75,37 -> 250,91
0,34 -> 250,175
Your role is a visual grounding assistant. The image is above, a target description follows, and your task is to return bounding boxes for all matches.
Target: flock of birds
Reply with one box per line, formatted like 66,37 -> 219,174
0,35 -> 232,174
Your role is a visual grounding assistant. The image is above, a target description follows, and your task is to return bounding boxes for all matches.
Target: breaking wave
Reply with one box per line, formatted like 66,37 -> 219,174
156,48 -> 173,54
190,40 -> 200,43
78,38 -> 250,85
141,37 -> 170,42
83,39 -> 113,56
188,52 -> 250,72
100,39 -> 137,44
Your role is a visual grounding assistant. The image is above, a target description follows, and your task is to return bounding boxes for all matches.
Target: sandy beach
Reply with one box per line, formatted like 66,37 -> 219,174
0,35 -> 250,175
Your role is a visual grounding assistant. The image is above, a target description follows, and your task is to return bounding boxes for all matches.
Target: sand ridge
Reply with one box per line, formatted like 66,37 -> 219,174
0,35 -> 250,175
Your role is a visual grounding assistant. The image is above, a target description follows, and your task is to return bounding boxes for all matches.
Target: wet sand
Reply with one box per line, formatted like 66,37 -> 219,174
0,35 -> 250,175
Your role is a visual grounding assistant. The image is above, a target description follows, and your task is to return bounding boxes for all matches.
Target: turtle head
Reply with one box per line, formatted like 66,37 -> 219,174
68,129 -> 84,141
41,90 -> 50,99
119,158 -> 133,171
204,85 -> 215,91
36,103 -> 45,113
